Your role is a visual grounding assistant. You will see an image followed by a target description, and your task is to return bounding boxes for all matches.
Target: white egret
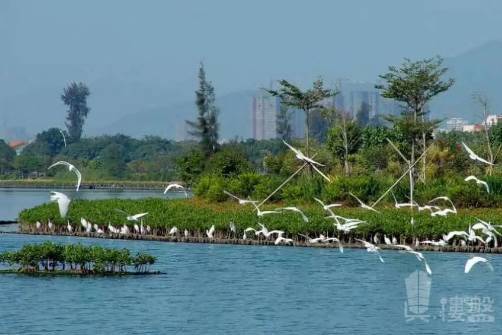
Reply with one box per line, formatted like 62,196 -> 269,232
223,191 -> 258,205
58,129 -> 67,147
299,234 -> 326,244
462,142 -> 494,165
282,140 -> 331,182
465,256 -> 493,273
355,239 -> 385,263
252,204 -> 280,217
349,192 -> 379,213
274,236 -> 293,245
184,229 -> 189,237
48,161 -> 82,191
67,221 -> 73,233
115,209 -> 149,222
164,183 -> 188,198
206,225 -> 215,238
48,220 -> 53,230
229,222 -> 236,234
277,206 -> 309,222
420,240 -> 447,247
313,197 -> 342,211
323,236 -> 344,253
391,193 -> 418,209
108,224 -> 118,234
384,235 -> 392,245
50,191 -> 71,218
133,224 -> 140,234
120,225 -> 130,234
169,226 -> 178,235
35,221 -> 41,230
392,236 -> 398,245
394,245 -> 432,275
465,175 -> 490,193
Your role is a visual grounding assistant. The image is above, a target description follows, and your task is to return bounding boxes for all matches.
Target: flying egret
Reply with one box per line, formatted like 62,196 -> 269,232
48,161 -> 82,191
417,204 -> 441,213
462,142 -> 494,165
313,197 -> 342,211
256,223 -> 284,238
277,206 -> 309,222
298,234 -> 325,244
274,236 -> 293,245
282,140 -> 331,182
323,236 -> 344,253
349,192 -> 379,213
164,183 -> 188,198
50,191 -> 71,218
443,230 -> 469,243
355,239 -> 385,263
115,209 -> 149,222
391,193 -> 418,209
223,191 -> 258,205
394,245 -> 432,275
420,240 -> 447,247
206,225 -> 215,238
465,256 -> 493,273
58,129 -> 67,147
252,204 -> 280,217
465,175 -> 490,193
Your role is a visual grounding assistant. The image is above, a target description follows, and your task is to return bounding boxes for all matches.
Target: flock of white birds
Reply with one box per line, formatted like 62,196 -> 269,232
33,139 -> 498,276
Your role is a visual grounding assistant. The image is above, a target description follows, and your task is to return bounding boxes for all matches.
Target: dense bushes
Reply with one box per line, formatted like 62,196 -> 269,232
18,198 -> 502,241
0,241 -> 156,274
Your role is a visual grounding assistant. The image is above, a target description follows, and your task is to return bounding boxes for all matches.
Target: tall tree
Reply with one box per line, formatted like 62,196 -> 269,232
376,57 -> 454,183
473,93 -> 496,175
276,103 -> 292,141
62,82 -> 90,142
186,63 -> 219,156
266,79 -> 336,156
356,101 -> 370,127
327,110 -> 362,175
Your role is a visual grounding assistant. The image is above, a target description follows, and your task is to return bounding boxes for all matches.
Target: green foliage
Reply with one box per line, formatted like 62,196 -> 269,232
62,82 -> 90,142
18,198 -> 502,242
0,139 -> 16,174
22,128 -> 66,157
206,146 -> 252,177
276,103 -> 293,141
266,78 -> 337,155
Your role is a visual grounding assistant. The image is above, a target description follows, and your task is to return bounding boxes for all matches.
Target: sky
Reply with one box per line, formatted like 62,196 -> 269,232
2,0 -> 502,135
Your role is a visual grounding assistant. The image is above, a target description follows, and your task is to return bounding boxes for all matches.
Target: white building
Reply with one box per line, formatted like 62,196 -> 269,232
445,117 -> 467,132
252,93 -> 279,140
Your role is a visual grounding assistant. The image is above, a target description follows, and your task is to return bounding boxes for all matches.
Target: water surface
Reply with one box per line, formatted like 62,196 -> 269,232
0,188 -> 181,221
0,234 -> 500,334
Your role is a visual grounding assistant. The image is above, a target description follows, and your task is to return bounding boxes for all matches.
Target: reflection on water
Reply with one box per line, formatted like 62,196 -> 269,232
0,234 -> 501,334
0,188 -> 181,221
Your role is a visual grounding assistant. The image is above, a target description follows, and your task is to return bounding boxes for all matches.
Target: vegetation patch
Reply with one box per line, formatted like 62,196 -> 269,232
0,241 -> 158,275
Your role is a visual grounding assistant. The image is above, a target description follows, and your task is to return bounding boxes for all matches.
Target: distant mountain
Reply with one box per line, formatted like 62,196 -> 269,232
434,40 -> 502,122
90,90 -> 257,140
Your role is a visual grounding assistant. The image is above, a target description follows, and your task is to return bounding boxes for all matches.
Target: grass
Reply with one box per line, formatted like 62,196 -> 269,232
18,198 -> 502,240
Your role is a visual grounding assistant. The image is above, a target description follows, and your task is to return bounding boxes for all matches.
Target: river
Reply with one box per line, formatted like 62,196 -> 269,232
0,233 -> 501,334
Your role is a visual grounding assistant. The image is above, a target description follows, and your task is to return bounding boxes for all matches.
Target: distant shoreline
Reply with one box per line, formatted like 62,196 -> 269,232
0,179 -> 184,191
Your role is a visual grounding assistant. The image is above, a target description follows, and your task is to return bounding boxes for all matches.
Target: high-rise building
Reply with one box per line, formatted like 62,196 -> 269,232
252,92 -> 279,140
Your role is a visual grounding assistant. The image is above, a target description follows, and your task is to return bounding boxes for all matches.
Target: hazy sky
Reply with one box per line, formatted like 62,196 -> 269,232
4,1 -> 502,90
2,0 -> 502,135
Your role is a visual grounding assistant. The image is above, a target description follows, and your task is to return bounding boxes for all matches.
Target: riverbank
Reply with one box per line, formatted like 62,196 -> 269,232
9,230 -> 502,254
0,179 -> 178,191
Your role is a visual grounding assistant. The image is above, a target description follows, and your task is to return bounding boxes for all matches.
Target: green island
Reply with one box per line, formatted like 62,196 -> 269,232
0,241 -> 158,276
18,197 -> 502,245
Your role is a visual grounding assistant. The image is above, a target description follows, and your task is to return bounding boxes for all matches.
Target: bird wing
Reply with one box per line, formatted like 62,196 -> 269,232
313,197 -> 325,207
282,140 -> 300,155
311,164 -> 330,181
395,244 -> 413,251
132,212 -> 149,220
465,257 -> 487,273
464,175 -> 476,182
115,208 -> 129,215
72,166 -> 82,191
424,260 -> 432,275
48,161 -> 70,170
